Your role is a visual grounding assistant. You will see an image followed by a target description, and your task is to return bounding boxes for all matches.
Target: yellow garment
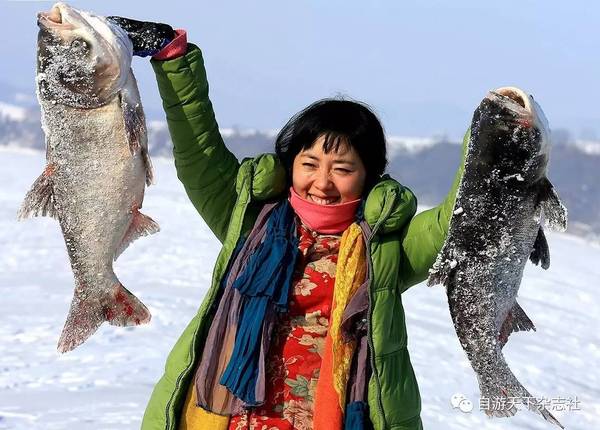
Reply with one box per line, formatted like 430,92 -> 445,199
313,223 -> 367,430
179,379 -> 230,430
330,223 -> 367,409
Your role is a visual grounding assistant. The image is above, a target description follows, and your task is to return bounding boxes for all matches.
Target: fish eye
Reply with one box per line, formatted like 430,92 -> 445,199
70,38 -> 89,52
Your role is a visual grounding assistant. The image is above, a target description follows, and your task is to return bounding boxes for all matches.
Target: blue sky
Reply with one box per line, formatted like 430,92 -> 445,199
1,0 -> 598,139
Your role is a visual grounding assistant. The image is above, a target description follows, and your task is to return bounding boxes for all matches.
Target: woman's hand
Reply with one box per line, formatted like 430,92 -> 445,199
106,16 -> 175,57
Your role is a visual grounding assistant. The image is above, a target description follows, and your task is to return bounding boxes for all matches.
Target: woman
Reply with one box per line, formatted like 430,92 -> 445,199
108,17 -> 466,430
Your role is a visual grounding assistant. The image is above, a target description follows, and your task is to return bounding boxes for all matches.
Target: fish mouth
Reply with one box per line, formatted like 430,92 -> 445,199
37,3 -> 75,31
486,86 -> 534,126
487,87 -> 533,114
491,87 -> 533,112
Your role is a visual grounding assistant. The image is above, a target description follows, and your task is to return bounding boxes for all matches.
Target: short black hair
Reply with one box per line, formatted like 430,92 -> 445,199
275,98 -> 388,193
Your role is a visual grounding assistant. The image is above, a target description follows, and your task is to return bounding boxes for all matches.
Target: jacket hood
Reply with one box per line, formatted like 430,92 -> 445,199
242,154 -> 417,234
363,175 -> 417,234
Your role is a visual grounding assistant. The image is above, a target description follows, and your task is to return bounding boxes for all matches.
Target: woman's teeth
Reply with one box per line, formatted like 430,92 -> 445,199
310,195 -> 338,205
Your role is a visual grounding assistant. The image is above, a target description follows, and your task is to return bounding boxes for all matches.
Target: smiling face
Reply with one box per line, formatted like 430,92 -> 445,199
291,134 -> 367,205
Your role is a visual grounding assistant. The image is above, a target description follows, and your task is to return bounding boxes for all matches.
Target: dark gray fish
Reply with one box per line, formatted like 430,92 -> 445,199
428,87 -> 567,428
18,3 -> 157,353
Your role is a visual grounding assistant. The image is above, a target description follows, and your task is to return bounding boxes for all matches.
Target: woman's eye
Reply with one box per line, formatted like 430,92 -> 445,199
302,163 -> 316,168
335,168 -> 351,174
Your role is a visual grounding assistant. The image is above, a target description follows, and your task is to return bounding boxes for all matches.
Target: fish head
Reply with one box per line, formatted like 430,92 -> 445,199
36,2 -> 133,108
474,87 -> 551,182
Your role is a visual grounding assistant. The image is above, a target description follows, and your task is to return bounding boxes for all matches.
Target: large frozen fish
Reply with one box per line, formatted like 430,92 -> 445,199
18,2 -> 157,353
428,87 -> 567,428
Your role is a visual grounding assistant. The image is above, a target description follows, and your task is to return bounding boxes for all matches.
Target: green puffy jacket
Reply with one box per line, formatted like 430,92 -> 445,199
142,44 -> 467,430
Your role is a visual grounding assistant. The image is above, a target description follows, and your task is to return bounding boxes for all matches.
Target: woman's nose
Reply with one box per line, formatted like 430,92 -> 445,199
314,168 -> 334,190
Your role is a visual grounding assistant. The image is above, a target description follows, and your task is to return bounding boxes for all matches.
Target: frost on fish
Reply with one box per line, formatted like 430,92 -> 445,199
428,87 -> 566,428
18,2 -> 157,353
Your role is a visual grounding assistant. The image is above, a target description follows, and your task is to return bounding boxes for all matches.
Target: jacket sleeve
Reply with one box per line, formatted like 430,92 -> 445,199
398,129 -> 470,290
150,44 -> 240,244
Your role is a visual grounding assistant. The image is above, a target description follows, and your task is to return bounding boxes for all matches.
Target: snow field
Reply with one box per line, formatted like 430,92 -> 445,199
0,148 -> 598,429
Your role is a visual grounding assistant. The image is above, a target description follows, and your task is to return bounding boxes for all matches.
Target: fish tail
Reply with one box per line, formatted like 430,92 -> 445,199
480,377 -> 564,429
57,282 -> 151,353
105,283 -> 151,327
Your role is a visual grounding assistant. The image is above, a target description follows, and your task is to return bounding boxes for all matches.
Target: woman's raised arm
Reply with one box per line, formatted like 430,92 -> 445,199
150,43 -> 240,244
398,129 -> 469,290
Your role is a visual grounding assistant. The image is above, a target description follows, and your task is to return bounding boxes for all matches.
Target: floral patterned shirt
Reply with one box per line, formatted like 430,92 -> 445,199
228,222 -> 340,430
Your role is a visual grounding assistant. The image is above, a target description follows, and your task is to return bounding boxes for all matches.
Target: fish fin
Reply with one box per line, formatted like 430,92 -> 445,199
427,251 -> 457,288
538,177 -> 567,232
498,301 -> 536,348
17,163 -> 58,220
119,89 -> 155,185
114,205 -> 160,260
120,91 -> 144,155
529,226 -> 550,269
142,146 -> 155,186
57,282 -> 151,353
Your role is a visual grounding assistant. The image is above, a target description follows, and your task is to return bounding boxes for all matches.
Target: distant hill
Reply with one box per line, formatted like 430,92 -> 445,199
1,102 -> 598,242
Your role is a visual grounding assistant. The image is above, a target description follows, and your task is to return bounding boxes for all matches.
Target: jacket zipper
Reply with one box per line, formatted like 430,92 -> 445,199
363,189 -> 397,430
163,250 -> 233,430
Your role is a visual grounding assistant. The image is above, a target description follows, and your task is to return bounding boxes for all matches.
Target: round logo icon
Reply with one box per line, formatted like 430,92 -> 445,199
451,393 -> 473,413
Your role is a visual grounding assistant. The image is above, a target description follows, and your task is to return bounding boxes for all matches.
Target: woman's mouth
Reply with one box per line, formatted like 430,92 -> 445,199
308,194 -> 340,205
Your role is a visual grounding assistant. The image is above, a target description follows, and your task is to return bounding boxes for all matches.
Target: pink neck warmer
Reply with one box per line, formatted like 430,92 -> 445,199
288,187 -> 361,234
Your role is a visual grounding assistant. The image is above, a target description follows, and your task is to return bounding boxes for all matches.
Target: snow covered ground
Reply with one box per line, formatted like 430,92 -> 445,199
0,147 -> 598,430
